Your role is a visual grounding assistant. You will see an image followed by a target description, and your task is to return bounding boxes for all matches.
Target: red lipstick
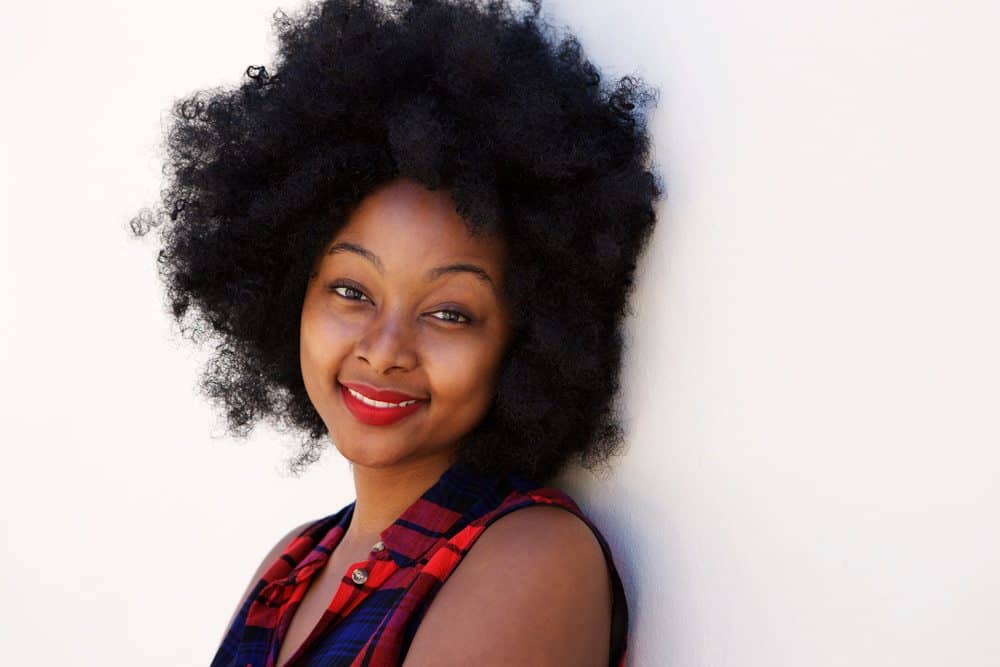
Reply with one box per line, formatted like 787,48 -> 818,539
339,381 -> 428,426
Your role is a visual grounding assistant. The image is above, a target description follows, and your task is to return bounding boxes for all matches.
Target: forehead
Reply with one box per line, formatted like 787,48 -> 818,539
331,177 -> 506,267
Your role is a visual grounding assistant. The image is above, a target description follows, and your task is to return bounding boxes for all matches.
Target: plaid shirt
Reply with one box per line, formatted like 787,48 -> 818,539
211,462 -> 628,667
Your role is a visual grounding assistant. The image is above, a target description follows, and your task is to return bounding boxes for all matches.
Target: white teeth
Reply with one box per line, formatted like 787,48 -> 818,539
347,387 -> 418,409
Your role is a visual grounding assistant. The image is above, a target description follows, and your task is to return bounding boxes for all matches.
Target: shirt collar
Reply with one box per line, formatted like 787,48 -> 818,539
377,460 -> 514,567
284,460 -> 531,580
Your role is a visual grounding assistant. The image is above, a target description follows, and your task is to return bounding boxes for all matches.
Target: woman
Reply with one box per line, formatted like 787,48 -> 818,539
131,0 -> 662,664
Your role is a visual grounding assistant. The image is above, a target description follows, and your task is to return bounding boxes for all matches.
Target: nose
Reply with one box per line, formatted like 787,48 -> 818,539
354,308 -> 418,374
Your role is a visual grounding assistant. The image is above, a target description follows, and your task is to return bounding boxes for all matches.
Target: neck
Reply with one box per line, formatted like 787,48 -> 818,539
343,452 -> 458,549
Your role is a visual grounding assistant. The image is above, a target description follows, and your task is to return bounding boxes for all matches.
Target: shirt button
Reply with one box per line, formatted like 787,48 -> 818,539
371,540 -> 385,553
351,567 -> 369,585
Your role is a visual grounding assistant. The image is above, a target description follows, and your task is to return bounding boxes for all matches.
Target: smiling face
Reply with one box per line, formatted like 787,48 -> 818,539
300,177 -> 513,472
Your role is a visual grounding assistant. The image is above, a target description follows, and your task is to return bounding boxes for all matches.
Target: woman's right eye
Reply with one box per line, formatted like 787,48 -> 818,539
329,284 -> 371,302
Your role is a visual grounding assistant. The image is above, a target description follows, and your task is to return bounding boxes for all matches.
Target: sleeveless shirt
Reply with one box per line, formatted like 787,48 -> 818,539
211,461 -> 629,666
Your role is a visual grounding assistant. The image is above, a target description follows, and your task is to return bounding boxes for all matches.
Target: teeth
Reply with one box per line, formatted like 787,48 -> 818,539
347,387 -> 418,409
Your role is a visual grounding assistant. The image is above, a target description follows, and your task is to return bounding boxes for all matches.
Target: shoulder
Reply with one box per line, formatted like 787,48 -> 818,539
251,518 -> 319,582
478,501 -> 605,563
218,518 -> 319,643
236,518 -> 319,595
463,503 -> 609,584
269,519 -> 315,555
402,504 -> 612,667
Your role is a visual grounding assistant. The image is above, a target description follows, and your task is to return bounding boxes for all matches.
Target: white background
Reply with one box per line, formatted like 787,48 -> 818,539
2,1 -> 998,665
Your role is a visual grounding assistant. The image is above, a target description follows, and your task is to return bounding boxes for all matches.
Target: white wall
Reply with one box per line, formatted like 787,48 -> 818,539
549,1 -> 1000,665
2,1 -> 998,665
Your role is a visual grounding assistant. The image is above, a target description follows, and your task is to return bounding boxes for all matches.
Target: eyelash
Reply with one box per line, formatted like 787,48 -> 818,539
327,283 -> 473,325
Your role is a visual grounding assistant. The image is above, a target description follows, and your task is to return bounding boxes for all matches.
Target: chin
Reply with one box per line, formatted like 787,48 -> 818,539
330,437 -> 412,469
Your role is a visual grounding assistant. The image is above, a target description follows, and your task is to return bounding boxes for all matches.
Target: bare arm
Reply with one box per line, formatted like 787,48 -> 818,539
402,505 -> 613,667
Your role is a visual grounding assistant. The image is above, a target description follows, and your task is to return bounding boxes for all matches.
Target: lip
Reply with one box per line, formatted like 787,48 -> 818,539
340,381 -> 425,403
338,381 -> 428,427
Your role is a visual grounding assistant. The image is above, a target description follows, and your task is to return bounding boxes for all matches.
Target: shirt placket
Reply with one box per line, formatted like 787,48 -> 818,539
278,541 -> 399,667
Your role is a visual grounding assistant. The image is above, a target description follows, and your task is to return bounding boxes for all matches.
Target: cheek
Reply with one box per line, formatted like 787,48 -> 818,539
299,300 -> 356,384
425,332 -> 506,408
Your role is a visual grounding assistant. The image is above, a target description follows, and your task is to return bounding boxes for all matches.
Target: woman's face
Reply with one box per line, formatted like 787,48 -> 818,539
300,177 -> 512,471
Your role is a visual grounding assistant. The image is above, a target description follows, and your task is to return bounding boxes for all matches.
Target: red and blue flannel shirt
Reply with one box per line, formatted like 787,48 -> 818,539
211,461 -> 629,666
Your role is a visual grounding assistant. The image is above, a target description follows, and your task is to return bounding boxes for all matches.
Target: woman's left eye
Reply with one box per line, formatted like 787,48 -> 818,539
429,309 -> 471,324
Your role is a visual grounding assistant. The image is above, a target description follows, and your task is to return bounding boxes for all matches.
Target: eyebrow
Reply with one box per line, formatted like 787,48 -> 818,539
327,241 -> 498,292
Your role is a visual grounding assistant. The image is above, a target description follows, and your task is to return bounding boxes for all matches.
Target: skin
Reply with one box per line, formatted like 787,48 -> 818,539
225,176 -> 611,666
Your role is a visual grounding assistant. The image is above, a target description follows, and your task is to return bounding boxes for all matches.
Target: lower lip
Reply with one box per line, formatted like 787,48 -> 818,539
339,382 -> 427,426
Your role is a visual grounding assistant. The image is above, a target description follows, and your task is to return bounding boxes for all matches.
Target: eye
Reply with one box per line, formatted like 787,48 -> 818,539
328,283 -> 371,303
429,309 -> 472,324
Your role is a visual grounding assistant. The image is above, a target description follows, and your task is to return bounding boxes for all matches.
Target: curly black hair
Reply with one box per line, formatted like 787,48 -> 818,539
130,0 -> 663,483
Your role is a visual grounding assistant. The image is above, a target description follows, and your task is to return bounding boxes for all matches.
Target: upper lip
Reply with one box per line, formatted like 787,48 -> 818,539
339,380 -> 427,403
